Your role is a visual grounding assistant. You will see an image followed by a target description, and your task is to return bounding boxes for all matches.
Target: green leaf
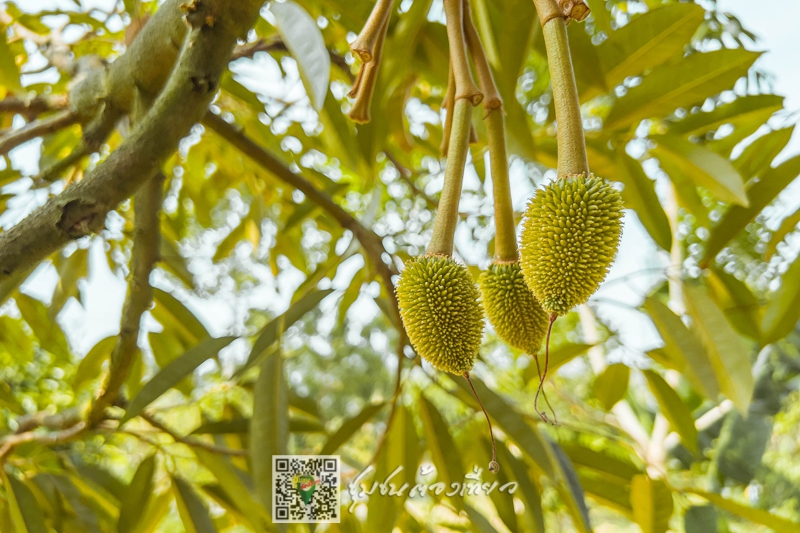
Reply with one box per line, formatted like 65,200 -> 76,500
452,376 -> 556,478
244,288 -> 333,369
366,404 -> 420,533
702,154 -> 800,265
50,247 -> 88,316
595,3 -> 704,96
593,364 -> 629,411
605,49 -> 759,130
320,401 -> 387,456
550,441 -> 592,533
669,94 -> 784,136
548,342 -> 596,372
683,282 -> 754,412
0,27 -> 22,94
464,505 -> 501,533
644,297 -> 720,400
706,267 -> 762,340
118,455 -> 155,533
765,205 -> 800,260
687,489 -> 800,533
418,396 -> 464,490
74,336 -> 116,390
616,152 -> 672,251
630,475 -> 673,533
270,0 -> 330,111
497,441 -> 544,533
173,477 -> 218,533
195,450 -> 268,533
0,380 -> 23,414
121,336 -> 236,424
762,252 -> 800,343
159,238 -> 194,288
151,289 -> 210,345
685,506 -> 718,533
734,126 -> 795,180
652,135 -> 748,206
643,370 -> 698,454
16,294 -> 71,359
3,472 -> 47,533
250,350 -> 288,511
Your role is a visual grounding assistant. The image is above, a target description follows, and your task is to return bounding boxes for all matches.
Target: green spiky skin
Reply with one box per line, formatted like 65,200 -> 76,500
480,261 -> 549,354
396,255 -> 484,374
520,174 -> 624,315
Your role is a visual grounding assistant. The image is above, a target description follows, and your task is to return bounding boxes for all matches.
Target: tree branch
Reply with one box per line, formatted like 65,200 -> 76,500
0,110 -> 79,156
0,95 -> 68,119
90,174 -> 163,425
140,412 -> 248,457
0,0 -> 265,284
0,421 -> 87,461
202,111 -> 402,329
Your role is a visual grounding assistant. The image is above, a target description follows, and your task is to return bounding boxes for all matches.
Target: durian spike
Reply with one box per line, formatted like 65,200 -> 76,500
534,314 -> 558,423
464,372 -> 499,473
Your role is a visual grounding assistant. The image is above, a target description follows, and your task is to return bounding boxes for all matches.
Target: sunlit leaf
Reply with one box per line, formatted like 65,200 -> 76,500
121,336 -> 236,424
250,350 -> 288,511
3,472 -> 46,533
173,477 -> 218,533
74,336 -> 116,390
550,441 -> 592,533
683,282 -> 754,412
151,289 -> 211,345
734,126 -> 794,180
644,297 -> 720,400
593,363 -> 629,411
630,475 -> 673,533
616,151 -> 671,250
0,28 -> 22,93
685,505 -> 718,533
706,268 -> 762,341
643,370 -> 698,454
118,455 -> 155,533
418,396 -> 464,490
605,49 -> 759,130
702,154 -> 800,265
270,0 -> 330,111
320,401 -> 387,456
765,204 -> 800,260
687,489 -> 800,533
652,135 -> 748,206
16,294 -> 71,359
762,252 -> 800,343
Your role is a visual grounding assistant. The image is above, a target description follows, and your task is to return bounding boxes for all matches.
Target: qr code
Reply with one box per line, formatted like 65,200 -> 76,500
273,455 -> 340,523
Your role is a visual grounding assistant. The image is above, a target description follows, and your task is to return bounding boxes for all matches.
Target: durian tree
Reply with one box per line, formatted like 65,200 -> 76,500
0,0 -> 799,531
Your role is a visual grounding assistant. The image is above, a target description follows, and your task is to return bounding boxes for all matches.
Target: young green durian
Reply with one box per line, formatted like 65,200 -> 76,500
463,6 -> 550,358
396,254 -> 483,374
480,262 -> 549,354
397,0 -> 499,473
520,174 -> 624,316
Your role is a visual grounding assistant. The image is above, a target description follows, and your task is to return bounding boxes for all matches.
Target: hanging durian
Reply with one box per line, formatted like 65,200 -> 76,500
519,0 -> 623,422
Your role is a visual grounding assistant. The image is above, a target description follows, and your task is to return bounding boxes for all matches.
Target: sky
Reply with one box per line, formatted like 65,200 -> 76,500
8,0 -> 800,366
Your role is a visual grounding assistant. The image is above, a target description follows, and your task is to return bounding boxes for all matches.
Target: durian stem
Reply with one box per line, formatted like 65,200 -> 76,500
427,98 -> 472,256
534,0 -> 589,177
440,63 -> 455,156
535,314 -> 558,423
443,0 -> 482,105
486,110 -> 518,261
349,0 -> 393,63
533,351 -> 559,425
462,0 -> 515,260
464,372 -> 500,473
348,11 -> 390,124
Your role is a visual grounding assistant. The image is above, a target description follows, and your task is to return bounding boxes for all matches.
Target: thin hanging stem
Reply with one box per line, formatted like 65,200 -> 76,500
464,372 -> 499,473
533,350 -> 559,425
533,0 -> 588,177
535,314 -> 558,423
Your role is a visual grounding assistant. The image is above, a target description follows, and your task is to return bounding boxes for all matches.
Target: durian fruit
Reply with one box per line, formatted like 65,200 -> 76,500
479,262 -> 549,354
461,2 -> 550,359
396,254 -> 484,374
520,174 -> 624,316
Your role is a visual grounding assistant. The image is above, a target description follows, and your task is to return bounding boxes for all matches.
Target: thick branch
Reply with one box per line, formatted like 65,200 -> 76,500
0,421 -> 86,461
0,0 -> 265,283
0,95 -> 68,118
202,111 -> 401,329
90,174 -> 163,425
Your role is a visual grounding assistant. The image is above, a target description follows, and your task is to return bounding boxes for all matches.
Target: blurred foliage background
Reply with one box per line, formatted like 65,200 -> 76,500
0,0 -> 799,532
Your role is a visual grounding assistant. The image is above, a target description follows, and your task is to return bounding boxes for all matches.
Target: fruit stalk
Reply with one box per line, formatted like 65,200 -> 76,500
348,5 -> 391,123
534,0 -> 589,177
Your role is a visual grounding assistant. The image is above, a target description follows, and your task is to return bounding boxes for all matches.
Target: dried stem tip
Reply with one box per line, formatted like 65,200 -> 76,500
350,0 -> 393,63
